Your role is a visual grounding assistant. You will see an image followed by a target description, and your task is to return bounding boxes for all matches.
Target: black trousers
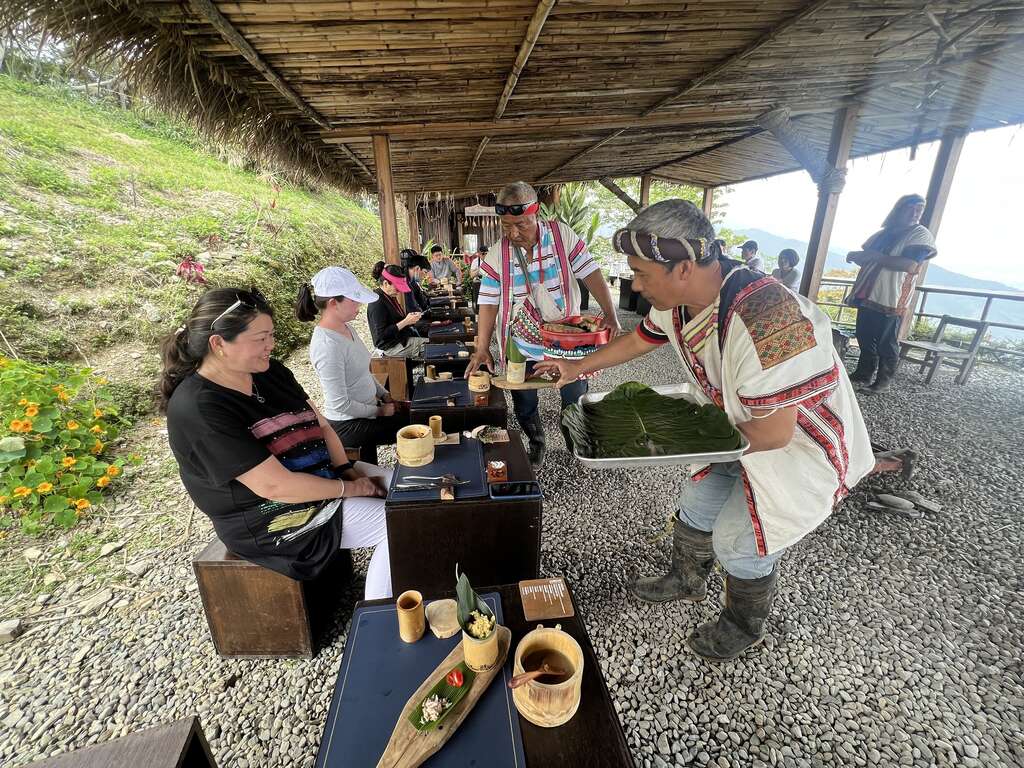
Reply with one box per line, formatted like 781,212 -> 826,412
327,413 -> 409,465
854,307 -> 901,376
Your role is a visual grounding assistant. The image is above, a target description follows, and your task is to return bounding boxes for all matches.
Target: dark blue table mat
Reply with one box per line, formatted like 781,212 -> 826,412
315,593 -> 526,768
424,342 -> 468,361
388,438 -> 487,501
412,379 -> 472,407
427,322 -> 455,337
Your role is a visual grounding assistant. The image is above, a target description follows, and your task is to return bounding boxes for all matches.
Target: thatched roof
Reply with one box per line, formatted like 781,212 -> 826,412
9,1 -> 1024,194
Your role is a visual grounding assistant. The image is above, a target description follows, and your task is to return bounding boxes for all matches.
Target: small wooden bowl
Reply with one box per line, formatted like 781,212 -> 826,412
396,424 -> 435,467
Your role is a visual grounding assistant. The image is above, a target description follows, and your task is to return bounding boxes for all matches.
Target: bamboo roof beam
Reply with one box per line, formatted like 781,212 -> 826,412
539,130 -> 626,181
188,0 -> 371,180
598,177 -> 641,213
465,136 -> 491,187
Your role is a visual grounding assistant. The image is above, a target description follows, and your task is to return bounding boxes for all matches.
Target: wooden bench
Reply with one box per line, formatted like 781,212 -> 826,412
193,538 -> 352,658
899,315 -> 988,385
26,717 -> 216,767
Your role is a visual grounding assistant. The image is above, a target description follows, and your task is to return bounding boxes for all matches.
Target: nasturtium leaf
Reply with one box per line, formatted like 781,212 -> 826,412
53,508 -> 77,528
44,495 -> 69,514
561,381 -> 741,459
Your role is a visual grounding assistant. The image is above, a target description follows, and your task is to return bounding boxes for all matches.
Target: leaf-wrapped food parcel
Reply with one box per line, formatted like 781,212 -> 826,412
562,382 -> 741,458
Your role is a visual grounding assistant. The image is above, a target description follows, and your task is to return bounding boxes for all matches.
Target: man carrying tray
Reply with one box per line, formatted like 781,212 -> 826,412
536,200 -> 874,662
466,181 -> 620,467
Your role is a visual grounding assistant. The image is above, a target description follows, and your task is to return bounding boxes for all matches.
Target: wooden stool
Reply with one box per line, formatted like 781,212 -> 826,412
25,717 -> 216,767
193,538 -> 352,658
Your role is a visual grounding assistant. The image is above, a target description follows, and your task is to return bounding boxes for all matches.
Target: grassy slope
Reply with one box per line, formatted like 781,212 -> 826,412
0,75 -> 394,367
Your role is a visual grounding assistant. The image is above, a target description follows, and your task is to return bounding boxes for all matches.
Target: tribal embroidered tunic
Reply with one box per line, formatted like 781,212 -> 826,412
638,264 -> 873,555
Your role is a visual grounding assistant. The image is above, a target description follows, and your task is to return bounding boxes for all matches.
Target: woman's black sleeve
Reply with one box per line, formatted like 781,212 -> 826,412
367,300 -> 401,348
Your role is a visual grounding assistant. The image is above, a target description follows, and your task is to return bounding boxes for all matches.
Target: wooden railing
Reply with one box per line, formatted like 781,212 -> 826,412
816,276 -> 1024,361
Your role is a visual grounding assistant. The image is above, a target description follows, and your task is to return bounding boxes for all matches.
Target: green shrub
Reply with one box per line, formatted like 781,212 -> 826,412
0,356 -> 139,533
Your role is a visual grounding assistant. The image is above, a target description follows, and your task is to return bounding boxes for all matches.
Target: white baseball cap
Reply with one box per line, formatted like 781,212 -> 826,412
310,266 -> 378,304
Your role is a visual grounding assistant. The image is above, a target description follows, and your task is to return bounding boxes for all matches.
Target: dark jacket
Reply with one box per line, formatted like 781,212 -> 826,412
367,288 -> 413,349
408,277 -> 429,314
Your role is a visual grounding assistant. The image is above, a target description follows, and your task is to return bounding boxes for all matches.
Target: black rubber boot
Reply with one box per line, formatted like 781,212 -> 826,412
632,518 -> 715,603
849,352 -> 877,385
687,567 -> 779,662
868,358 -> 897,394
519,413 -> 546,469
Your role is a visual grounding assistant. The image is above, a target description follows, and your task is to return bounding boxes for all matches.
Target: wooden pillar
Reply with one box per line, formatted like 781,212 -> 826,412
404,192 -> 420,251
372,134 -> 400,267
899,129 -> 967,338
639,175 -> 652,208
701,187 -> 714,218
800,104 -> 860,300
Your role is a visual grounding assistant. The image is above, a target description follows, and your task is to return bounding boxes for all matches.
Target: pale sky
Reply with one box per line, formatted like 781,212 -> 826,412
722,124 -> 1024,289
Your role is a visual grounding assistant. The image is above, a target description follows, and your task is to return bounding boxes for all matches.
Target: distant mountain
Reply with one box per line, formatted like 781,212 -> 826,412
734,227 -> 1024,339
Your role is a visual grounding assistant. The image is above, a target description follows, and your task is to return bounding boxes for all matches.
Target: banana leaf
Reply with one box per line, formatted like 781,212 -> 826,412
455,567 -> 493,633
562,382 -> 741,458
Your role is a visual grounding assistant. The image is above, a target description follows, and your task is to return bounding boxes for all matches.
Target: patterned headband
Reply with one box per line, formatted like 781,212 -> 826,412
612,228 -> 710,263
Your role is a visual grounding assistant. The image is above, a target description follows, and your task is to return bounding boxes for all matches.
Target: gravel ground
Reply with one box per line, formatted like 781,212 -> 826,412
2,314 -> 1023,767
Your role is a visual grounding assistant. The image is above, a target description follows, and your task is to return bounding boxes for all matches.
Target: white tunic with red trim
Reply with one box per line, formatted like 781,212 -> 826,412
638,265 -> 873,556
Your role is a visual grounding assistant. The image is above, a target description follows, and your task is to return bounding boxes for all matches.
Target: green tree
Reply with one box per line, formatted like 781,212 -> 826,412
539,182 -> 600,246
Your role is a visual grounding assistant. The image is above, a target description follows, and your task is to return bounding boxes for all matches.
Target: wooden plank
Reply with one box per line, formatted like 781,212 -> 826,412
801,104 -> 860,301
373,134 -> 402,272
701,186 -> 714,218
598,177 -> 641,213
405,192 -> 421,251
494,0 -> 557,120
639,174 -> 652,208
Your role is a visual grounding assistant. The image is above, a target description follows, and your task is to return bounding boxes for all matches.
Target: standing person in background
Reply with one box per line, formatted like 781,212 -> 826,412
296,267 -> 407,465
741,240 -> 764,272
367,262 -> 425,356
465,181 -> 620,467
845,194 -> 936,394
772,249 -> 801,291
429,244 -> 463,283
161,287 -> 393,600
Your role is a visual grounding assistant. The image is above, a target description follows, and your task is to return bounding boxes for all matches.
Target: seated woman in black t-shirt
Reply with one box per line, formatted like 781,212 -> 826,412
366,262 -> 425,356
160,287 -> 394,599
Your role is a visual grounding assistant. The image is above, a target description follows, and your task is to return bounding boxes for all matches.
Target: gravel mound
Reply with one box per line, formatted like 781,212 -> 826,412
2,320 -> 1022,767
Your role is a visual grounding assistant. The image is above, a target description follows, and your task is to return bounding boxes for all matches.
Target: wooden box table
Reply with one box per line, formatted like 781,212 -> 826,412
428,320 -> 477,344
409,379 -> 507,432
26,717 -> 217,767
386,430 -> 540,596
320,582 -> 635,768
430,305 -> 474,322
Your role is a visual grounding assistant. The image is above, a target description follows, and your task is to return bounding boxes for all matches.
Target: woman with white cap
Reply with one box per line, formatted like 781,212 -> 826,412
297,266 -> 409,465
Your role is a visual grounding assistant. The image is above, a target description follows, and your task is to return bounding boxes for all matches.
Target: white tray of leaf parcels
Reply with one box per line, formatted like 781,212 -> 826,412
571,383 -> 749,469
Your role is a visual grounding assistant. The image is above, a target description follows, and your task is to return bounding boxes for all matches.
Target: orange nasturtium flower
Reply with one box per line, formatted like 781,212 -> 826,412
90,440 -> 104,455
93,408 -> 103,419
25,405 -> 39,418
17,420 -> 32,433
62,456 -> 77,468
106,465 -> 121,477
96,475 -> 111,488
66,420 -> 81,430
17,398 -> 28,406
57,390 -> 70,402
90,424 -> 103,434
0,496 -> 8,505
9,419 -> 23,432
74,498 -> 91,511
35,482 -> 53,494
12,486 -> 32,499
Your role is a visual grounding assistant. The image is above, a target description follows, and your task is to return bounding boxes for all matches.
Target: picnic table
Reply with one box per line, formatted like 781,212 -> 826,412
409,378 -> 507,432
315,580 -> 635,768
385,430 -> 540,596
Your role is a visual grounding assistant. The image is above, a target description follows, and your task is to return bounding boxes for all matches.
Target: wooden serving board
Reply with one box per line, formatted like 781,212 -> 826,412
376,625 -> 511,768
491,376 -> 558,391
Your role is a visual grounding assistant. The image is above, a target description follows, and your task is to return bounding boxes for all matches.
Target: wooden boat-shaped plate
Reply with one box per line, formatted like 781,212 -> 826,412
492,376 -> 558,391
376,625 -> 511,768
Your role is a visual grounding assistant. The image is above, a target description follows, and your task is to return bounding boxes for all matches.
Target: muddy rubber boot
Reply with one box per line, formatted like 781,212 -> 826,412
520,413 -> 546,469
687,567 -> 779,662
632,518 -> 715,603
849,352 -> 877,386
868,358 -> 897,394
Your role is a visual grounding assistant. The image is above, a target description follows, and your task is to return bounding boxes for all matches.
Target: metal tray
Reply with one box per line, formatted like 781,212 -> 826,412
572,382 -> 749,469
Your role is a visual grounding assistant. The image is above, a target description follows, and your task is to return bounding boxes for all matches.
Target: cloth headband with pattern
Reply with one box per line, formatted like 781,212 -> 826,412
612,229 -> 710,263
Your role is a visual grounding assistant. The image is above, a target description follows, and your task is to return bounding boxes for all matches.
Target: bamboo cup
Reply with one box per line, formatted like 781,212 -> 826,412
396,424 -> 434,467
429,415 -> 443,439
397,590 -> 425,643
506,361 -> 527,385
462,626 -> 500,672
511,624 -> 584,727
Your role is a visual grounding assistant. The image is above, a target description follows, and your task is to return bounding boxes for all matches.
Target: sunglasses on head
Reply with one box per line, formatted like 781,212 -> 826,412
210,288 -> 267,330
495,201 -> 539,217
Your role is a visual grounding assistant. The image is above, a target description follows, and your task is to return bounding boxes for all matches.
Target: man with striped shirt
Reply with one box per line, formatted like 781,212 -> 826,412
466,181 -> 619,467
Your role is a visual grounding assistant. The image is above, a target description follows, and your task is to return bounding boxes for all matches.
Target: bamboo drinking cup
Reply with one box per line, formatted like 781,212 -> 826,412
429,415 -> 443,440
396,590 -> 425,643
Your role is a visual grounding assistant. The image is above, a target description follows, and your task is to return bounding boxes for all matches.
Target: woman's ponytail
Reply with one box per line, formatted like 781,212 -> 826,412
295,282 -> 319,322
159,327 -> 201,413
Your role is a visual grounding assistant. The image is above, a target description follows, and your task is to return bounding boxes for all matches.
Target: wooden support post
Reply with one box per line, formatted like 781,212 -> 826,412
640,175 -> 652,208
899,129 -> 967,338
598,177 -> 641,213
373,134 -> 400,268
405,192 -> 420,251
800,105 -> 860,300
701,187 -> 715,218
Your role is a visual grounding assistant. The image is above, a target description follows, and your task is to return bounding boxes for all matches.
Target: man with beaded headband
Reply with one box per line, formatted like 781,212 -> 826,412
537,200 -> 873,661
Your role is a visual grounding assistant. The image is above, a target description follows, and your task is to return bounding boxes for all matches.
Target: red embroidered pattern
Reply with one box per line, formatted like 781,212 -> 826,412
739,364 -> 839,409
725,278 -> 817,370
691,465 -> 712,483
672,307 -> 724,408
797,407 -> 848,506
740,466 -> 768,557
